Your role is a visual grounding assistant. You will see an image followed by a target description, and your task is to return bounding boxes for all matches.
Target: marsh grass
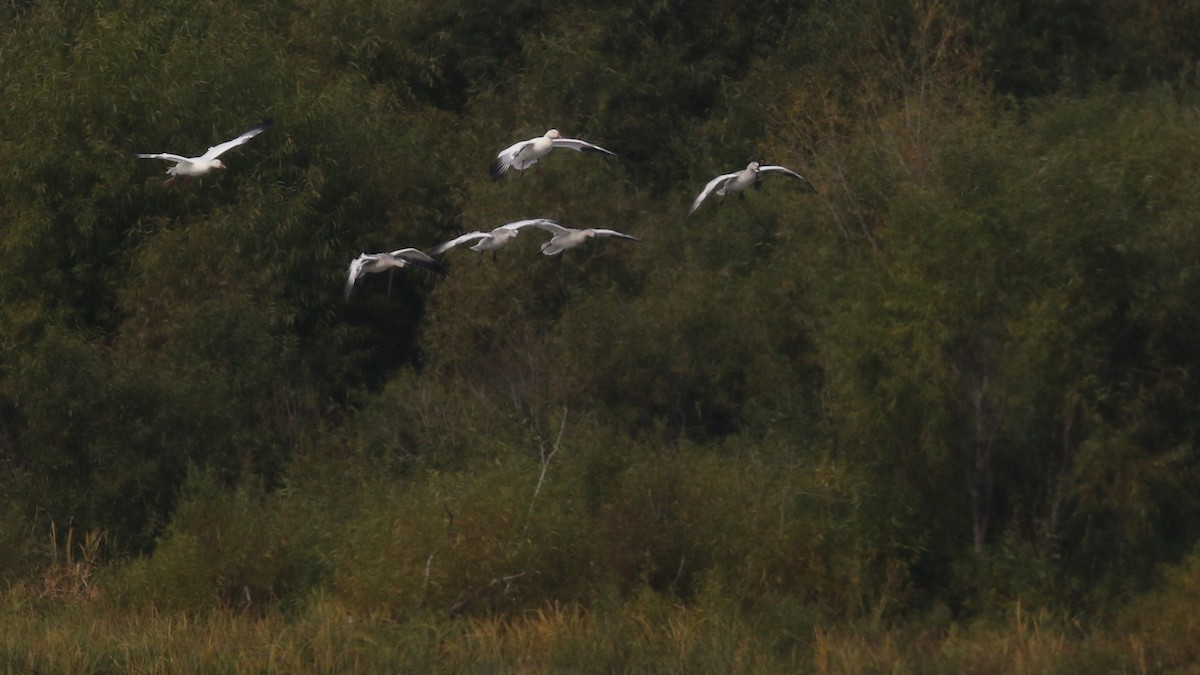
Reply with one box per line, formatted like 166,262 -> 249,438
0,589 -> 803,674
0,585 -> 1169,674
39,521 -> 104,601
7,448 -> 1196,673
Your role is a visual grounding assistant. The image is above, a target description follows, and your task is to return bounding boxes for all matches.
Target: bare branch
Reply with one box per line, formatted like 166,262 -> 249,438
449,570 -> 537,616
521,406 -> 568,543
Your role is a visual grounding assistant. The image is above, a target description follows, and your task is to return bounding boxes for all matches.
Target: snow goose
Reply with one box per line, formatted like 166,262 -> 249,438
490,129 -> 616,180
136,120 -> 273,185
431,218 -> 560,256
344,248 -> 443,300
530,221 -> 640,256
688,161 -> 815,216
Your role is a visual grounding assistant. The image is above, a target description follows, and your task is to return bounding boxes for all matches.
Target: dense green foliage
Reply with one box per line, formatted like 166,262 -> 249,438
4,0 -> 1200,669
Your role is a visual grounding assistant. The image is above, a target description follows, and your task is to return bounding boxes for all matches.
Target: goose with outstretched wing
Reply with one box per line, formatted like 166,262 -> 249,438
431,219 -> 560,256
135,120 -> 273,185
490,129 -> 616,180
530,221 -> 640,256
688,161 -> 815,216
344,248 -> 443,300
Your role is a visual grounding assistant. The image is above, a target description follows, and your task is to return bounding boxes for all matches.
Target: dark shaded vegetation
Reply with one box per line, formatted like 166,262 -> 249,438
4,0 -> 1200,669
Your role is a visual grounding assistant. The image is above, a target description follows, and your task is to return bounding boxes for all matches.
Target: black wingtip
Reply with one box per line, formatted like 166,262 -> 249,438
489,158 -> 506,181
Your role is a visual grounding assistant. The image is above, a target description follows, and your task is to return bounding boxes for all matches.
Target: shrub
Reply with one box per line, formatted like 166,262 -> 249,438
102,471 -> 325,613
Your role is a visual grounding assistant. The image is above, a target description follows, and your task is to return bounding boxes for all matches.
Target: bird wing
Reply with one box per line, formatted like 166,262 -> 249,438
540,240 -> 566,256
593,228 -> 640,242
489,138 -> 537,179
497,218 -> 559,233
687,172 -> 738,215
134,152 -> 192,165
758,164 -> 817,192
496,138 -> 535,161
390,247 -> 445,274
551,138 -> 617,156
528,220 -> 571,236
431,232 -> 490,254
344,254 -> 372,300
201,120 -> 273,161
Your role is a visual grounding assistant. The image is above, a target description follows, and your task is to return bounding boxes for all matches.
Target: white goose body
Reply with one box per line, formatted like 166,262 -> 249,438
688,161 -> 815,215
531,221 -> 640,256
344,247 -> 442,299
431,219 -> 559,255
490,129 -> 616,180
136,120 -> 273,185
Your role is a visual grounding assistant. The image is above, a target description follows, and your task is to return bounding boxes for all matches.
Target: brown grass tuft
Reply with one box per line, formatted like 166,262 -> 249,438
40,522 -> 104,601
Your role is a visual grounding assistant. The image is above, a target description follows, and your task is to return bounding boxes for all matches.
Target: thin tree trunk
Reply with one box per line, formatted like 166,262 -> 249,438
968,376 -> 1004,553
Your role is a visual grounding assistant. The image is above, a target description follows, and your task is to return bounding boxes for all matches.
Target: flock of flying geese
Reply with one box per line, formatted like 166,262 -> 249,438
135,122 -> 817,300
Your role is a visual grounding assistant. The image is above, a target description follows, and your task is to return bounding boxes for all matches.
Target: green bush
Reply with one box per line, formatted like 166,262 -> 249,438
103,472 -> 326,613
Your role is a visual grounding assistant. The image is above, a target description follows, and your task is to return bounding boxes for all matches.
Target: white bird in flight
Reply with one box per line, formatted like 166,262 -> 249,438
344,248 -> 443,300
135,120 -> 273,185
688,161 -> 815,216
490,129 -> 616,180
530,221 -> 640,256
431,218 -> 561,257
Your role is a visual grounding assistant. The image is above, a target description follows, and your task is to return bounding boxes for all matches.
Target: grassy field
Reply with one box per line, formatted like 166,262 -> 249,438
0,587 -> 1172,673
3,493 -> 1197,674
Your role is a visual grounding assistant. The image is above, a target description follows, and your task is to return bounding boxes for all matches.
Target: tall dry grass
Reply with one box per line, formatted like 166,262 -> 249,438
7,576 -> 1200,673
